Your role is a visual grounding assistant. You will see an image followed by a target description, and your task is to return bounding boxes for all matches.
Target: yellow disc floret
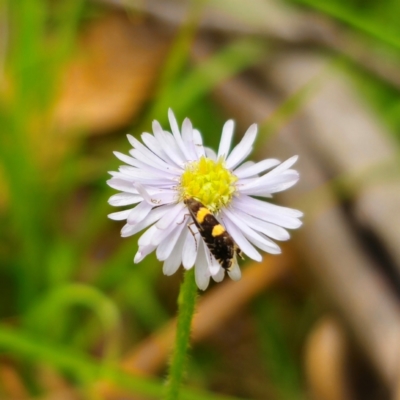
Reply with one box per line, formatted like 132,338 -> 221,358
179,156 -> 238,213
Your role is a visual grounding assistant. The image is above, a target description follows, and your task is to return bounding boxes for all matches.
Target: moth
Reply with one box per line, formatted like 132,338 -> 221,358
184,198 -> 243,270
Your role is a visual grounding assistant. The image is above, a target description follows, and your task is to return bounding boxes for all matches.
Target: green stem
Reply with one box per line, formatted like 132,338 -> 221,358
165,268 -> 198,400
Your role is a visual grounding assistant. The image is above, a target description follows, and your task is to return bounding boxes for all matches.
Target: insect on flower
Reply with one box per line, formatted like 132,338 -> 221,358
107,109 -> 303,290
184,197 -> 244,272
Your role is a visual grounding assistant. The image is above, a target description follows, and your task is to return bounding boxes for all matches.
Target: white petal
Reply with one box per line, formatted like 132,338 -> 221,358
181,118 -> 198,160
225,124 -> 257,169
162,251 -> 181,276
133,183 -> 153,204
192,129 -> 205,158
232,160 -> 254,174
121,224 -> 138,237
138,225 -> 158,247
181,117 -> 193,143
268,155 -> 299,177
205,147 -> 217,161
108,209 -> 131,221
167,110 -> 192,161
118,166 -> 166,181
113,151 -> 137,167
168,109 -> 195,160
241,170 -> 299,194
223,208 -> 281,254
146,187 -> 177,195
121,204 -> 175,237
234,158 -> 280,179
108,193 -> 142,207
156,202 -> 185,230
128,150 -> 180,176
231,208 -> 290,241
182,229 -> 198,270
151,225 -> 176,247
228,146 -> 253,172
153,121 -> 186,166
212,267 -> 225,282
127,201 -> 153,225
222,214 -> 262,261
217,120 -> 234,159
134,244 -> 156,263
195,242 -> 211,290
168,109 -> 180,134
141,132 -> 183,168
162,130 -> 188,165
157,222 -> 186,261
110,172 -> 172,187
162,226 -> 188,275
146,191 -> 177,206
244,156 -> 299,188
140,132 -> 165,156
107,178 -> 137,194
235,195 -> 303,218
236,177 -> 259,187
152,120 -> 185,166
205,251 -> 221,276
233,196 -> 303,229
228,261 -> 241,281
127,134 -> 174,171
247,233 -> 281,255
129,146 -> 176,170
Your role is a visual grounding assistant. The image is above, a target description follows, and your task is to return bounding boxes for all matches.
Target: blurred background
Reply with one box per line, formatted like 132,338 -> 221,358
1,0 -> 400,399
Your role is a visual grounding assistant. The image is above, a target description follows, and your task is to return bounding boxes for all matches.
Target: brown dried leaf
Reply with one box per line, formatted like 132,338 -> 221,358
305,317 -> 352,400
54,11 -> 171,134
0,360 -> 29,399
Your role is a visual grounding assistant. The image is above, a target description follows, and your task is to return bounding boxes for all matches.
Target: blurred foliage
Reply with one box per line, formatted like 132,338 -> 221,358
0,0 -> 399,398
292,0 -> 400,137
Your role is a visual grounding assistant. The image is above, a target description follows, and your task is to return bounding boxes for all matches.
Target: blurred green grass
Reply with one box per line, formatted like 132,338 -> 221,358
0,0 -> 400,398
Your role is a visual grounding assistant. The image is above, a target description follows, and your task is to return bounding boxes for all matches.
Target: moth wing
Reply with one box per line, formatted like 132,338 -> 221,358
186,207 -> 205,232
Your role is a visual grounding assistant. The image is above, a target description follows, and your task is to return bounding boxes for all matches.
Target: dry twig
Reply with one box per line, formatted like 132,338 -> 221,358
94,255 -> 290,399
205,47 -> 400,393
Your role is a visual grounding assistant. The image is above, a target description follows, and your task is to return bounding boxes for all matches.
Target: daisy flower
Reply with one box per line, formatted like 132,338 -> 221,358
107,109 -> 302,290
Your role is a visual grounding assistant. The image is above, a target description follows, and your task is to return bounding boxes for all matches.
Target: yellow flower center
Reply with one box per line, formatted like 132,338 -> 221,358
179,156 -> 238,213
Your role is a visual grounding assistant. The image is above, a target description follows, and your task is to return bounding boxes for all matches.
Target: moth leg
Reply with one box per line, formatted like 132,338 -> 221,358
177,213 -> 190,225
187,222 -> 200,251
236,247 -> 245,260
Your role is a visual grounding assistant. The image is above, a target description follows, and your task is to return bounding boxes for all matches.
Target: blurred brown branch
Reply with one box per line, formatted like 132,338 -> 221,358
201,40 -> 400,395
96,0 -> 400,91
266,51 -> 400,280
305,317 -> 352,400
94,254 -> 291,399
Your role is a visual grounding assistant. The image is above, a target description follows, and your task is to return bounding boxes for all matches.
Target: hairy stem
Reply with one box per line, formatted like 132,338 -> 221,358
165,268 -> 198,400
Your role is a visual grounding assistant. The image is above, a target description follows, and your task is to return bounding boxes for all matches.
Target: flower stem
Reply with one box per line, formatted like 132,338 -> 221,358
165,268 -> 198,400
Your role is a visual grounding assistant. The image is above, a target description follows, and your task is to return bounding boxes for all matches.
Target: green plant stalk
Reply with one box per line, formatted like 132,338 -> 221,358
165,268 -> 198,400
292,0 -> 400,50
0,324 -> 243,400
